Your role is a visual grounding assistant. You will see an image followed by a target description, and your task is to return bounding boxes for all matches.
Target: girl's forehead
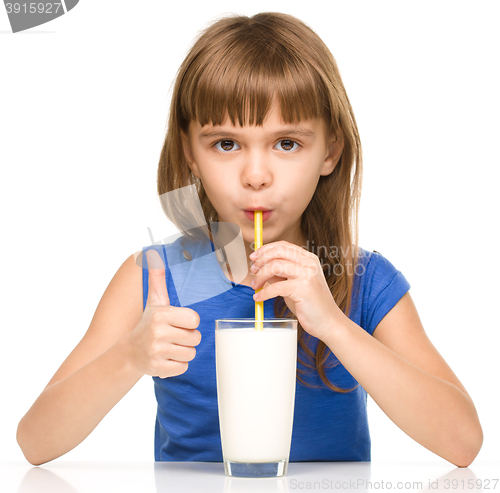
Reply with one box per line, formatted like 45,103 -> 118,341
189,117 -> 327,141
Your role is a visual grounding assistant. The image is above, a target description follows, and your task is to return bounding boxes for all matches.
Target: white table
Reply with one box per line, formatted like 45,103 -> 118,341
1,461 -> 498,493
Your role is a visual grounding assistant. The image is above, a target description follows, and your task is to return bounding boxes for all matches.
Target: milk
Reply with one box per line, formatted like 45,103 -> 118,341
215,327 -> 297,463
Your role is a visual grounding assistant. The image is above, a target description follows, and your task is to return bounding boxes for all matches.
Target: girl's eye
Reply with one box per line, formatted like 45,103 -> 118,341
213,139 -> 300,153
214,140 -> 241,152
275,139 -> 300,152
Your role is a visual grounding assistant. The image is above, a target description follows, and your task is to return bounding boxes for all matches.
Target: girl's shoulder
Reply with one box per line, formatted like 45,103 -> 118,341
353,247 -> 411,334
140,233 -> 212,268
356,247 -> 405,280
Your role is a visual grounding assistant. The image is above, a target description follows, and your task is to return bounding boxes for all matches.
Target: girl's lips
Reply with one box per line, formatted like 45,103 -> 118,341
244,210 -> 273,222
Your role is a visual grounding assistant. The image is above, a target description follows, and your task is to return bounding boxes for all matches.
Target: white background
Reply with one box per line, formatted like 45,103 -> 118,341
1,0 -> 499,464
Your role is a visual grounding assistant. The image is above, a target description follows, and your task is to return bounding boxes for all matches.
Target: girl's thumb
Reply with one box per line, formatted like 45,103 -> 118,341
145,249 -> 171,307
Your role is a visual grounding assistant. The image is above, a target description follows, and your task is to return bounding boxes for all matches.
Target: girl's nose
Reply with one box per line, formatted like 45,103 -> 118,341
241,152 -> 272,189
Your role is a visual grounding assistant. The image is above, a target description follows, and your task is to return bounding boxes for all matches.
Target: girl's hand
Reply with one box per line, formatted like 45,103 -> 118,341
125,249 -> 202,378
250,241 -> 344,341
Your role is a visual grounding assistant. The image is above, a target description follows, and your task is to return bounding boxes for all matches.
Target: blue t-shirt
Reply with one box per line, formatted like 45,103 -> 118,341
142,234 -> 410,462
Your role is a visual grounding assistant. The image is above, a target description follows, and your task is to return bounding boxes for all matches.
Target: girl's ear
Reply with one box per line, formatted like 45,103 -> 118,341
320,131 -> 345,176
180,129 -> 201,178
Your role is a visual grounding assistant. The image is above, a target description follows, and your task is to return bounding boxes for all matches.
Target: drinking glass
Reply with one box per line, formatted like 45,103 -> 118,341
215,318 -> 298,478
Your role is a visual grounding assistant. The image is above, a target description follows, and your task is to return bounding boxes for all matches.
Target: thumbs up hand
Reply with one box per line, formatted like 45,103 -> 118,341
126,249 -> 201,378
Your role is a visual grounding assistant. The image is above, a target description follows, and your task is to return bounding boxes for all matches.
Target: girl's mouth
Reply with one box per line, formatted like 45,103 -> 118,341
243,210 -> 273,222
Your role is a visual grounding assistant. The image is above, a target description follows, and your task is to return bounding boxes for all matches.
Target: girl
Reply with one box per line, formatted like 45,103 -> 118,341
17,12 -> 482,467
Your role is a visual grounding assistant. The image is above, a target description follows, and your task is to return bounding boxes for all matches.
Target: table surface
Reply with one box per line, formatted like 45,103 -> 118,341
1,461 -> 498,493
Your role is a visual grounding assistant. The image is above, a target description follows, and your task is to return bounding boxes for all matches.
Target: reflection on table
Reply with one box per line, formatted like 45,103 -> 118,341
2,460 -> 495,493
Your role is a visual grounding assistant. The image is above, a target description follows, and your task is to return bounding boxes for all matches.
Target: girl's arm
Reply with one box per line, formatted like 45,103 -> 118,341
249,242 -> 483,468
16,253 -> 145,465
323,291 -> 483,467
17,251 -> 201,465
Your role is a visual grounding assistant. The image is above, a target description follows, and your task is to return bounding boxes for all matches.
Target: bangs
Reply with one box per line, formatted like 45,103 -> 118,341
178,31 -> 332,131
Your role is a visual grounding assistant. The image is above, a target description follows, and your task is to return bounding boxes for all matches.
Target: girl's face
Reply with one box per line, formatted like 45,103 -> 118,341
182,102 -> 344,254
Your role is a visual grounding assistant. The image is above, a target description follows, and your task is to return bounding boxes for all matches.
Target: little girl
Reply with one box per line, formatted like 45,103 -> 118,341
17,12 -> 482,467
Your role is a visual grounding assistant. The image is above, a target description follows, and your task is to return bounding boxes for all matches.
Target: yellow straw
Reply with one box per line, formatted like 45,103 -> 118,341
254,211 -> 264,331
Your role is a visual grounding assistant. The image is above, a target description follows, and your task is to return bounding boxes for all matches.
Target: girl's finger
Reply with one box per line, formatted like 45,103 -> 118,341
146,249 -> 171,307
252,242 -> 311,269
252,259 -> 301,289
253,278 -> 297,302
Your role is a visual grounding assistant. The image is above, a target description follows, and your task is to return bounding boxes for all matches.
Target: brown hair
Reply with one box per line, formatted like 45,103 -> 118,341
157,12 -> 362,392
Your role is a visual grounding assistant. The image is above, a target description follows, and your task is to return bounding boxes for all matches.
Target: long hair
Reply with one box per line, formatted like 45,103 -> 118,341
157,12 -> 363,392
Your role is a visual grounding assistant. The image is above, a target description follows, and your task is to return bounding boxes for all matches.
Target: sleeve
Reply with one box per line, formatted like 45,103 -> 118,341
363,251 -> 411,335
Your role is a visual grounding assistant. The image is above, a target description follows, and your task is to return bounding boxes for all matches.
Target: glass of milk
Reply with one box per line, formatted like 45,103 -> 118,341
215,318 -> 298,478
